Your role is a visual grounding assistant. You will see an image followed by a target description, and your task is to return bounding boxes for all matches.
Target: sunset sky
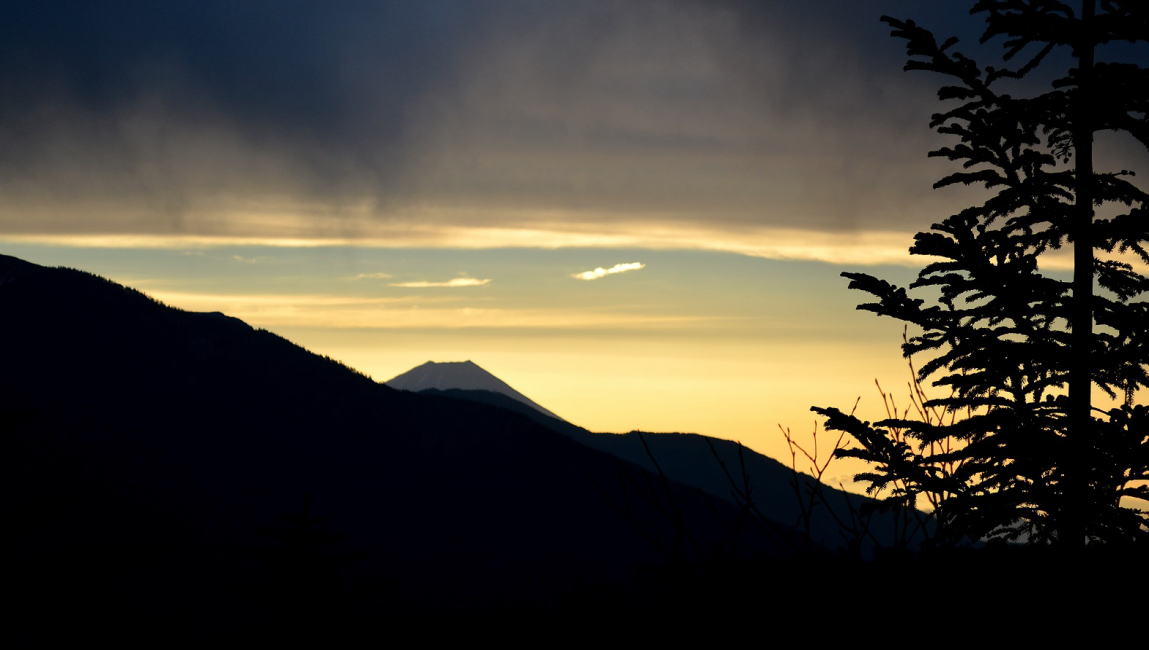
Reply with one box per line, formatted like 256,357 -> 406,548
3,1 -> 1144,483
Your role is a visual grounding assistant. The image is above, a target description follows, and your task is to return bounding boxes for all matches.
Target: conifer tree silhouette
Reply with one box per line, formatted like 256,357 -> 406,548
813,0 -> 1148,546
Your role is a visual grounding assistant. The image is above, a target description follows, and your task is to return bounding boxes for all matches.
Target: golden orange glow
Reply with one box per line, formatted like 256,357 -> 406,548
146,289 -> 729,330
0,220 -> 923,266
276,327 -> 912,490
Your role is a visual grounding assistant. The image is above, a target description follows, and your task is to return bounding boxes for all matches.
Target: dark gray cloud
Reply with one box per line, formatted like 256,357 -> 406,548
1,1 -> 478,140
0,1 -> 1142,241
0,0 -> 491,226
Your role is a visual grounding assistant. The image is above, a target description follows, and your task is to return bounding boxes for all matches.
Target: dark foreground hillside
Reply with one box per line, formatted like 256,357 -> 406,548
422,387 -> 924,553
6,254 -> 1141,632
0,254 -> 809,623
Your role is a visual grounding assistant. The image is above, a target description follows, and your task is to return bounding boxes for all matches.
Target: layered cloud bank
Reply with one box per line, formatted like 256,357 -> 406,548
3,1 -> 1142,266
0,1 -> 988,263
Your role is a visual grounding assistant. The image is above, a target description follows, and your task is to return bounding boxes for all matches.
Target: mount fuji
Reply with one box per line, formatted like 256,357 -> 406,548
386,360 -> 563,420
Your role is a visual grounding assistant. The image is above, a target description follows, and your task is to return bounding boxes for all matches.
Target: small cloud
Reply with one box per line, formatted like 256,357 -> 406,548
231,254 -> 270,264
571,262 -> 645,281
353,272 -> 394,279
389,277 -> 492,288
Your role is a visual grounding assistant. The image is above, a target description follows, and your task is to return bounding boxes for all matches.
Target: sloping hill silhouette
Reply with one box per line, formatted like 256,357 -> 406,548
415,387 -> 922,552
0,254 -> 806,621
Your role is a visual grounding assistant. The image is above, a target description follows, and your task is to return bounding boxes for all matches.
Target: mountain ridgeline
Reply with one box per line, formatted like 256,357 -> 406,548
393,365 -> 920,552
1,253 -> 814,620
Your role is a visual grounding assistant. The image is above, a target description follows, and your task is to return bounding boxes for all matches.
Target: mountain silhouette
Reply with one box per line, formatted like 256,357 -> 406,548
403,380 -> 925,553
387,360 -> 562,420
0,253 -> 809,621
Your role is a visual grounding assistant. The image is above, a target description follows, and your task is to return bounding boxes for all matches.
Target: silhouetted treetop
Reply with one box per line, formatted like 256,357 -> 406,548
813,0 -> 1148,546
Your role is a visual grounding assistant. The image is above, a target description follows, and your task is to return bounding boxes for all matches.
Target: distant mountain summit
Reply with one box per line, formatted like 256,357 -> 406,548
387,360 -> 563,420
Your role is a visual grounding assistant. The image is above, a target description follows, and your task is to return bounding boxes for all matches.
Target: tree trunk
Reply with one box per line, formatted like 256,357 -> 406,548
1065,0 -> 1095,548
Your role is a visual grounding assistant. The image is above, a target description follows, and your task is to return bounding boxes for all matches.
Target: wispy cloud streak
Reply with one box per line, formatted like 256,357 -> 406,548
0,224 -> 923,266
572,262 -> 645,281
144,289 -> 708,330
389,277 -> 491,288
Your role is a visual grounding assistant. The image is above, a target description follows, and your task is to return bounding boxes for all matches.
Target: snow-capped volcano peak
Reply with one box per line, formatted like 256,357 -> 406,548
386,360 -> 562,420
